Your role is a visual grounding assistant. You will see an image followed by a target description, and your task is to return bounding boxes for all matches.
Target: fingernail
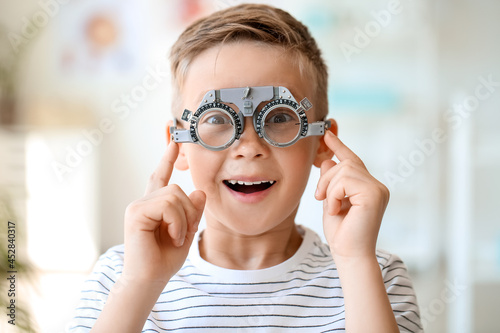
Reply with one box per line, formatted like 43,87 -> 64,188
178,237 -> 185,246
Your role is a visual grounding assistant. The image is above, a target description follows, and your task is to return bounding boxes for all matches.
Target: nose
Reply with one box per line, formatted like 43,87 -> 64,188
230,117 -> 269,159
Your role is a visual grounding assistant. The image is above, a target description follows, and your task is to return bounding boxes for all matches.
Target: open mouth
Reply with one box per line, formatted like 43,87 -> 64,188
223,180 -> 276,194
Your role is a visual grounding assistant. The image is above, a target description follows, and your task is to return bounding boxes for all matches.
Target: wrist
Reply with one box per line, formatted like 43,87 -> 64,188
331,253 -> 398,333
332,252 -> 377,263
332,253 -> 380,276
92,275 -> 168,333
330,244 -> 377,263
117,273 -> 169,295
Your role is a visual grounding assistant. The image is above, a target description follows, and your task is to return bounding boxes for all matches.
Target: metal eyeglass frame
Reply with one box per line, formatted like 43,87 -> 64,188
170,85 -> 330,151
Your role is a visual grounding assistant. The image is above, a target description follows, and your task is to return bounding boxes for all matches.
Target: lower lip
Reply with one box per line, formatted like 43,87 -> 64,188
224,183 -> 275,203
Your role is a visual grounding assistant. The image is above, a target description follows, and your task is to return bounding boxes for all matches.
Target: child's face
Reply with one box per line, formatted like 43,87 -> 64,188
176,42 -> 330,236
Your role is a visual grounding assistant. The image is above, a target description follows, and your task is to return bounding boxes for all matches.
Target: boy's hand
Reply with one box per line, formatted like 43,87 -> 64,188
315,131 -> 389,259
123,142 -> 206,284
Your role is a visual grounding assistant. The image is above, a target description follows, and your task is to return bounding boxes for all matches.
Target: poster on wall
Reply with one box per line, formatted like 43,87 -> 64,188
55,0 -> 145,78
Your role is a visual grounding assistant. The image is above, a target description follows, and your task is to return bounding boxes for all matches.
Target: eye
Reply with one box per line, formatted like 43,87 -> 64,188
207,115 -> 227,124
265,108 -> 296,124
269,114 -> 291,123
201,112 -> 231,125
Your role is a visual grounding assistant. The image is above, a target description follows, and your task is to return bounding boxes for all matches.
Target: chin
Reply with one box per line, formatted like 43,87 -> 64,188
214,210 -> 296,237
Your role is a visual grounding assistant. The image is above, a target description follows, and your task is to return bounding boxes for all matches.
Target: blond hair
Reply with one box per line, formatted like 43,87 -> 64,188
169,4 -> 328,119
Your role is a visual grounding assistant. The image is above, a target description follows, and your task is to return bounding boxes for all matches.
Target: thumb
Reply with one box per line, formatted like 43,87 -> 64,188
189,190 -> 206,211
320,159 -> 336,176
315,159 -> 337,201
322,196 -> 330,216
188,190 -> 206,226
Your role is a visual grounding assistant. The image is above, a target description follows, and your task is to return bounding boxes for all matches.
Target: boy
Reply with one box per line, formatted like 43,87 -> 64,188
70,4 -> 422,332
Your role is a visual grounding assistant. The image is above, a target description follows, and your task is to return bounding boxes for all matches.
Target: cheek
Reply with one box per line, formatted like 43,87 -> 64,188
186,147 -> 223,191
281,141 -> 318,186
282,139 -> 318,167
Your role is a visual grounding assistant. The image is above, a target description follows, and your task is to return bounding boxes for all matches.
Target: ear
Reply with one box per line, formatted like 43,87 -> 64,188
313,118 -> 338,168
166,120 -> 189,171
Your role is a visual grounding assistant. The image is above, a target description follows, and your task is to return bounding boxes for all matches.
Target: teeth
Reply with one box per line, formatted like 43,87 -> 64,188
227,180 -> 275,186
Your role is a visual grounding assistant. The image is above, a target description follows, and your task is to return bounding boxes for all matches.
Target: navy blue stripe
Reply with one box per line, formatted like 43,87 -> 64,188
156,294 -> 213,304
152,302 -> 344,314
206,284 -> 342,296
151,312 -> 346,323
69,325 -> 92,330
397,322 -> 418,332
76,306 -> 101,312
286,293 -> 344,299
287,268 -> 338,276
300,262 -> 333,269
145,315 -> 346,331
101,255 -> 124,262
391,301 -> 420,307
73,316 -> 97,320
389,283 -> 414,289
102,264 -> 116,271
174,272 -> 211,278
81,289 -> 108,296
101,272 -> 115,284
79,297 -> 105,302
384,274 -> 411,284
302,256 -> 333,263
86,279 -> 111,292
393,309 -> 421,318
186,275 -> 339,287
401,314 -> 423,330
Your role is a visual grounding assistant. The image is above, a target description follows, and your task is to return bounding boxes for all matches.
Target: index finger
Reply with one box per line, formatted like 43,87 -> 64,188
324,130 -> 365,166
144,141 -> 179,195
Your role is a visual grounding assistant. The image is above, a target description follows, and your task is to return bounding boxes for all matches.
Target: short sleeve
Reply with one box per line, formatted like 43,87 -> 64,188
377,250 -> 423,333
67,245 -> 124,332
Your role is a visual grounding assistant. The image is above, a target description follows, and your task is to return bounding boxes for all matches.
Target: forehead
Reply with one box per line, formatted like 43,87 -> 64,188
181,42 -> 314,110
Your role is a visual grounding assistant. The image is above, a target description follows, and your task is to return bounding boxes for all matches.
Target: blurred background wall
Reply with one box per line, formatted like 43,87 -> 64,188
0,0 -> 499,332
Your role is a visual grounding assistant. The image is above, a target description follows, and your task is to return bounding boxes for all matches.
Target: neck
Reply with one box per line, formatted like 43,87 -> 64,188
198,220 -> 303,270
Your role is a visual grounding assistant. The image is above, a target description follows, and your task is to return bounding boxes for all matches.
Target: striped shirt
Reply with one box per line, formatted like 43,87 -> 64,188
69,226 -> 422,332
